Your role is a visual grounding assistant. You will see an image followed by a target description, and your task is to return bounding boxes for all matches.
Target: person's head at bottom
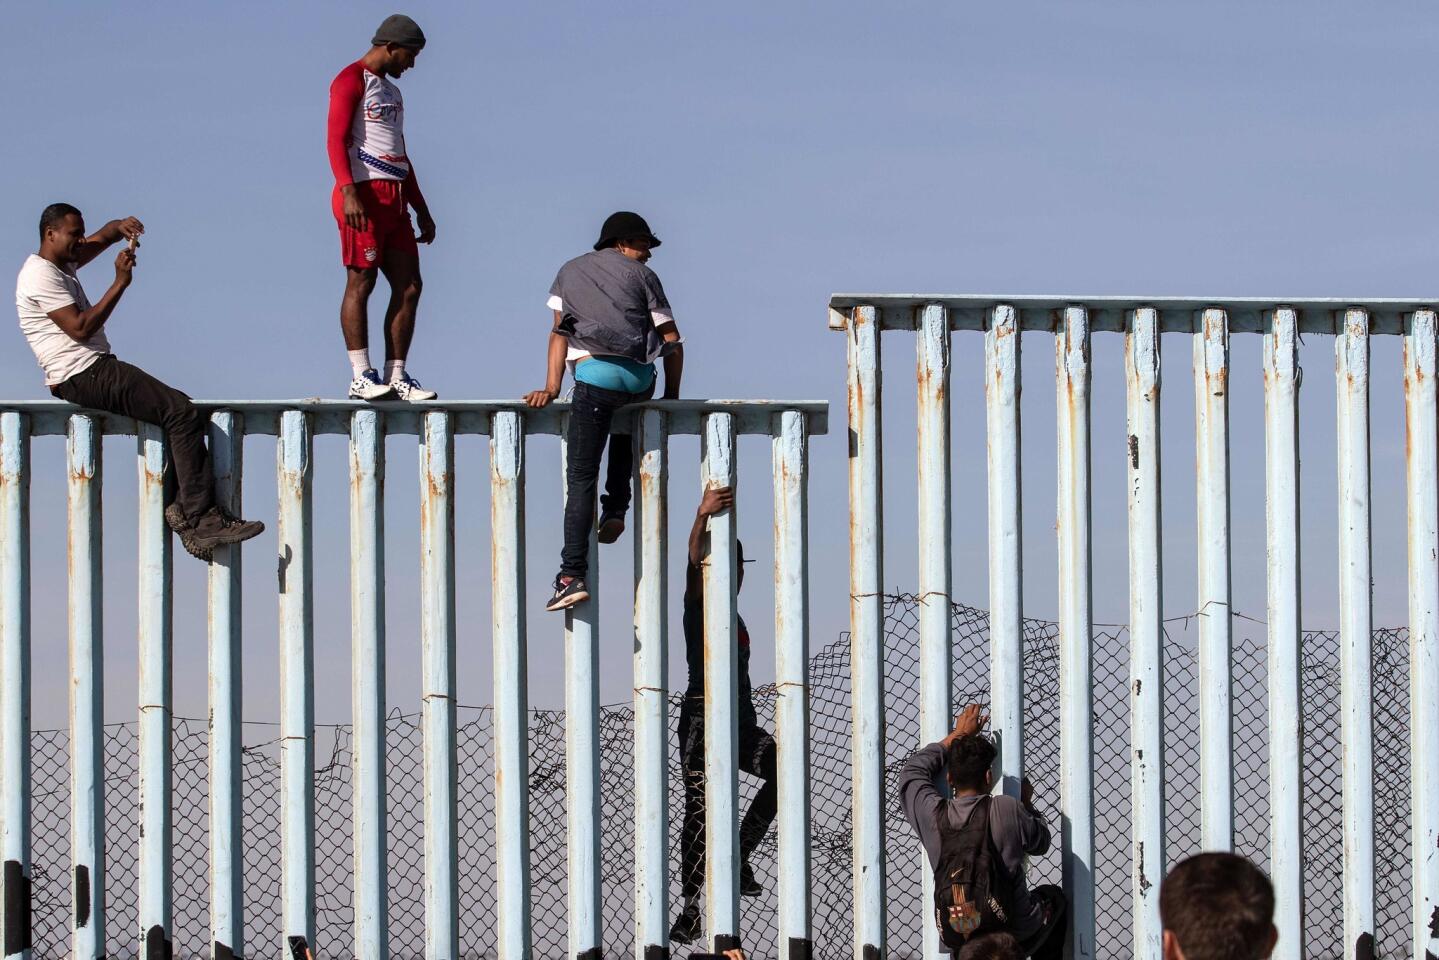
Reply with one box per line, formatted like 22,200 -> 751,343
1160,852 -> 1277,960
958,931 -> 1021,960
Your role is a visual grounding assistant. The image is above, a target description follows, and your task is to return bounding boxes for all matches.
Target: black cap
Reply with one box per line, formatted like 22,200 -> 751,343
372,13 -> 426,50
594,211 -> 661,251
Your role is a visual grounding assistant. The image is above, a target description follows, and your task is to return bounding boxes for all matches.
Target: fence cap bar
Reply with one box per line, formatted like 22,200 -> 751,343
827,294 -> 1435,335
0,398 -> 828,438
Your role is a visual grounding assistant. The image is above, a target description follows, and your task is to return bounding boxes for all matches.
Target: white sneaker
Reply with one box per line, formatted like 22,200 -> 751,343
349,369 -> 396,400
390,372 -> 438,401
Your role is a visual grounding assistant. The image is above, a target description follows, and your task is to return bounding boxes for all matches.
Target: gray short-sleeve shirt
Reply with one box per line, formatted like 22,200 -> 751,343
548,249 -> 673,364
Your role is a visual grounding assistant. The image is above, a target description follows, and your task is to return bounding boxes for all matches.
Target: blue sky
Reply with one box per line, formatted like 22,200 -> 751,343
5,1 -> 1437,725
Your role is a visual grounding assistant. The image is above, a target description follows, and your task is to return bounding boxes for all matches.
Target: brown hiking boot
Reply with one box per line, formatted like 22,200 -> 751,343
165,504 -> 263,561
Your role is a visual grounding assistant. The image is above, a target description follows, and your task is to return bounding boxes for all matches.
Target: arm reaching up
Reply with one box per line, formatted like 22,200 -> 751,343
688,486 -> 735,565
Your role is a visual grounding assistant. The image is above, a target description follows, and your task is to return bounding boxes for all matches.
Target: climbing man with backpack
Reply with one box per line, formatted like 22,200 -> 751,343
899,704 -> 1067,958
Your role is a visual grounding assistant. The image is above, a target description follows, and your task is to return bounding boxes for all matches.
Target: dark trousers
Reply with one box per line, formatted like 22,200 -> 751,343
677,701 -> 778,899
1019,884 -> 1068,960
52,355 -> 215,520
559,380 -> 650,577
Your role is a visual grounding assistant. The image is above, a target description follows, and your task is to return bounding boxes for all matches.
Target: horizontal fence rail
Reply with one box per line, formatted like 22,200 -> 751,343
0,398 -> 825,960
831,295 -> 1439,960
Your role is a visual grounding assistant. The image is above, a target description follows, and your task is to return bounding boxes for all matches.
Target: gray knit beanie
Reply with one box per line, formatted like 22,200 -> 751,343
372,14 -> 426,49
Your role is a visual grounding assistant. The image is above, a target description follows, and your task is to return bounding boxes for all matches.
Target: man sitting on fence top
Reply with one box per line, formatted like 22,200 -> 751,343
524,210 -> 684,612
899,704 -> 1066,959
14,203 -> 264,560
1160,853 -> 1277,960
669,486 -> 778,945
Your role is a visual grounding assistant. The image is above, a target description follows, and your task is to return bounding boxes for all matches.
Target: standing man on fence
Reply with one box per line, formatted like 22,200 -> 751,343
669,486 -> 777,945
327,13 -> 439,402
15,204 -> 265,560
524,211 -> 683,611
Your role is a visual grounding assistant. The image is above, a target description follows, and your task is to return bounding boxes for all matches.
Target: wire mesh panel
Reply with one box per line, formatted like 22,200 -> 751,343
20,596 -> 1412,959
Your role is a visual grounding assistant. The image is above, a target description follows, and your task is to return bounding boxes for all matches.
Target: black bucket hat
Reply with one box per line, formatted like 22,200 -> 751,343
594,211 -> 661,251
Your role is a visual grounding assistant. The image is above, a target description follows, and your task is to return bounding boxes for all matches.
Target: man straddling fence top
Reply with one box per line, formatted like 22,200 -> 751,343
1160,853 -> 1277,960
669,486 -> 777,944
327,13 -> 438,402
524,211 -> 684,612
898,704 -> 1066,959
15,204 -> 264,560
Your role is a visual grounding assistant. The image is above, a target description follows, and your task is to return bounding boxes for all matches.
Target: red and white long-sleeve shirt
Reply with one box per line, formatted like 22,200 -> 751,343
327,61 -> 424,203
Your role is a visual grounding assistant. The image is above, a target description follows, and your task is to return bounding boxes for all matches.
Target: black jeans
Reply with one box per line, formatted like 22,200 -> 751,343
52,355 -> 215,520
559,380 -> 651,578
676,699 -> 778,899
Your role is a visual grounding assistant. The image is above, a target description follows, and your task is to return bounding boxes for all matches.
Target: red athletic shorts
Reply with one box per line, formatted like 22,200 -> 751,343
332,179 -> 418,269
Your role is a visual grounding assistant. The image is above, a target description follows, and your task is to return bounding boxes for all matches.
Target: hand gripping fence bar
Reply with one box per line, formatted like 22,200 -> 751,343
829,294 -> 1439,960
0,398 -> 825,960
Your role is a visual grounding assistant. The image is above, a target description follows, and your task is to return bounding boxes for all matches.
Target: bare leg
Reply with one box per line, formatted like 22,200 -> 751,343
379,249 -> 422,364
341,267 -> 379,352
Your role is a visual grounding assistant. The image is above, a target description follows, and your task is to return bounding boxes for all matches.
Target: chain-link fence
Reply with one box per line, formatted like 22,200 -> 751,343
23,596 -> 1411,958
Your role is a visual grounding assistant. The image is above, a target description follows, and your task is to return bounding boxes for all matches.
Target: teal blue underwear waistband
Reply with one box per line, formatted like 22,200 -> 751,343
573,355 -> 656,393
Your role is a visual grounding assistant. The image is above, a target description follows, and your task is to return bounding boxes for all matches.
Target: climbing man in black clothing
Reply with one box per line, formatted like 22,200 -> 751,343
669,485 -> 778,945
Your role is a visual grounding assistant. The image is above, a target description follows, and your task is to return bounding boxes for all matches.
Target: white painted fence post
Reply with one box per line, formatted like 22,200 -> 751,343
0,412 -> 31,960
773,409 -> 812,960
1194,308 -> 1234,851
1335,309 -> 1375,956
846,305 -> 886,960
278,410 -> 315,955
351,410 -> 389,960
420,411 -> 459,960
1404,309 -> 1439,960
1125,308 -> 1164,958
1264,307 -> 1303,960
1057,306 -> 1094,960
136,424 -> 173,959
491,411 -> 532,960
916,304 -> 952,960
986,305 -> 1023,798
208,411 -> 244,960
633,408 -> 669,960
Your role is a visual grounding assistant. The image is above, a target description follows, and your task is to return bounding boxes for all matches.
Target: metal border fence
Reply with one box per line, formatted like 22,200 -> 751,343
10,595 -> 1416,960
830,295 -> 1439,960
0,398 -> 827,960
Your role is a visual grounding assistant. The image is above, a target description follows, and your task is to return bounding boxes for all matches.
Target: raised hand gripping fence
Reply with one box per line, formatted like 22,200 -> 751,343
829,296 -> 1439,960
0,398 -> 826,960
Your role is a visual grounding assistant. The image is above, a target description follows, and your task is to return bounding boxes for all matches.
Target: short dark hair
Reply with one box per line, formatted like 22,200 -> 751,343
39,203 -> 82,242
1160,853 -> 1275,960
957,931 -> 1021,960
944,734 -> 997,792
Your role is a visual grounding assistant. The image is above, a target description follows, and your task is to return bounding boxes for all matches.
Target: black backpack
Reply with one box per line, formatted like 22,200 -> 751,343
933,796 -> 1012,953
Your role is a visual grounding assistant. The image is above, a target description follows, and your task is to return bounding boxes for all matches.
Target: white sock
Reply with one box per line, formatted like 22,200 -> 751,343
348,349 -> 372,376
385,359 -> 406,383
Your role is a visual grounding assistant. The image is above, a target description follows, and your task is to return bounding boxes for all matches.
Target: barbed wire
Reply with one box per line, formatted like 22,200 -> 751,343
22,597 -> 1411,959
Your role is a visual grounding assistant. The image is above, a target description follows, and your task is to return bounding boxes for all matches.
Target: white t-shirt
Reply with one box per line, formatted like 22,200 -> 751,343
15,255 -> 110,386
